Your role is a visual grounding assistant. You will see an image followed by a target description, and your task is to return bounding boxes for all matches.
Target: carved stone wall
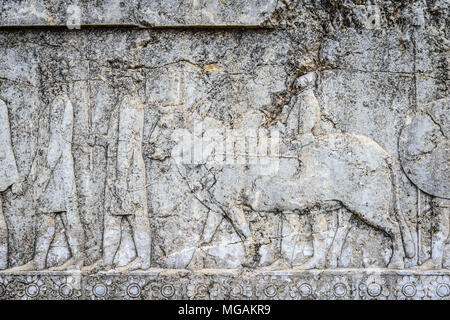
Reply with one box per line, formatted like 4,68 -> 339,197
0,0 -> 448,300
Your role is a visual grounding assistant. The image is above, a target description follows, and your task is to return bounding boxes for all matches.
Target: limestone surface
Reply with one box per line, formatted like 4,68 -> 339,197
0,0 -> 448,300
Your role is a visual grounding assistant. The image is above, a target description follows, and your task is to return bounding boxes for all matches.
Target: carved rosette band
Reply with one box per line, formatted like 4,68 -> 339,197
0,271 -> 448,300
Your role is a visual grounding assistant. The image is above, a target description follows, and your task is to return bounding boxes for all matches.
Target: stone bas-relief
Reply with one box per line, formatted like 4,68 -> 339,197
0,270 -> 449,300
0,99 -> 20,270
0,0 -> 279,27
0,0 -> 449,300
399,98 -> 450,269
92,94 -> 151,272
9,96 -> 84,272
175,129 -> 415,270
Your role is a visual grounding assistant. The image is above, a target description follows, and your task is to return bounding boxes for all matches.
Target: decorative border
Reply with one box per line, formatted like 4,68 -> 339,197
0,270 -> 448,300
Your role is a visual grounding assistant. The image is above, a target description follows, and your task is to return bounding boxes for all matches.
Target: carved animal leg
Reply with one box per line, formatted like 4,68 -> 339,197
298,210 -> 334,270
384,224 -> 406,269
200,210 -> 222,245
326,209 -> 351,268
348,206 -> 406,268
0,198 -> 8,270
226,206 -> 256,267
102,214 -> 122,269
186,210 -> 223,270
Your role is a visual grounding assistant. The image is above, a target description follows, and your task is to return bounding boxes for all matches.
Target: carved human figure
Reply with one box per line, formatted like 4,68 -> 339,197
295,72 -> 321,147
399,98 -> 449,269
10,95 -> 84,271
88,94 -> 151,272
283,73 -> 352,268
294,73 -> 352,268
427,198 -> 450,268
0,99 -> 21,270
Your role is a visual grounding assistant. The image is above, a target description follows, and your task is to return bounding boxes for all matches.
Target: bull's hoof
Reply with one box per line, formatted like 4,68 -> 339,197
241,251 -> 260,268
241,259 -> 258,269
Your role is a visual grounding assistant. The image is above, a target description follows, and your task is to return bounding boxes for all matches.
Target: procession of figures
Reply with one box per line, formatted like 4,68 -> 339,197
0,72 -> 448,272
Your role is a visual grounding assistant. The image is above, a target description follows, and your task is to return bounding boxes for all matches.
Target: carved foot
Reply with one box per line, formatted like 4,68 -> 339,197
412,259 -> 441,270
241,238 -> 260,269
83,259 -> 108,274
387,259 -> 404,269
48,258 -> 83,271
241,253 -> 259,269
7,260 -> 41,272
258,258 -> 291,271
115,257 -> 150,272
294,257 -> 325,270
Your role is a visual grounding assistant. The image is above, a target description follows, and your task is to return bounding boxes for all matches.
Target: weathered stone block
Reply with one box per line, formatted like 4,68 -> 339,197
0,0 -> 448,300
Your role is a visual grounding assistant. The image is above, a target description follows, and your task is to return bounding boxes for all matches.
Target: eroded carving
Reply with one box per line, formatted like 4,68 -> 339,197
0,0 -> 448,301
399,98 -> 450,269
87,94 -> 151,272
10,95 -> 84,271
0,99 -> 20,270
175,131 -> 415,269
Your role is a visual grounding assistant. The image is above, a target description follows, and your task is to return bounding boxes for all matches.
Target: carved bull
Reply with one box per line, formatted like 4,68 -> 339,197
172,131 -> 415,269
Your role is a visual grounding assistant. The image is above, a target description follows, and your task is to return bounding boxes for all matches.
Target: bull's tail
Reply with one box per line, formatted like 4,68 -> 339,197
387,157 -> 416,259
